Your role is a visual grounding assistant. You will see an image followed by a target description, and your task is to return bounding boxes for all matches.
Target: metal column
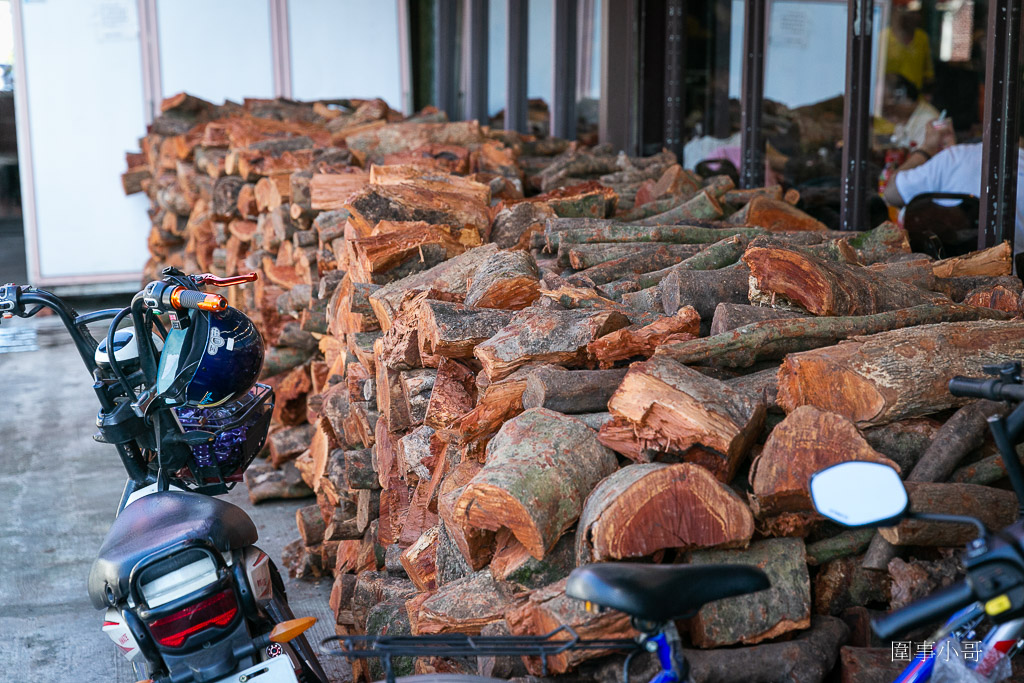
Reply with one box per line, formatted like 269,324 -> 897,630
435,0 -> 460,119
979,0 -> 1023,251
552,0 -> 578,140
840,0 -> 873,232
463,0 -> 489,123
599,0 -> 638,154
708,0 -> 732,139
506,0 -> 529,133
664,0 -> 685,158
739,0 -> 766,188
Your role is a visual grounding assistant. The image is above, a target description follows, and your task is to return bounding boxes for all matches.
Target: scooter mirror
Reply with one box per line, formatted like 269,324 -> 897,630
809,461 -> 908,528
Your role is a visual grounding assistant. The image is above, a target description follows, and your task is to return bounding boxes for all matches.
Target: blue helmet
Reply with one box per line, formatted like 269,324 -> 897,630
155,306 -> 264,407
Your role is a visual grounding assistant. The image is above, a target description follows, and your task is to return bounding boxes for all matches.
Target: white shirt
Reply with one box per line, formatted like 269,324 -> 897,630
894,143 -> 1024,254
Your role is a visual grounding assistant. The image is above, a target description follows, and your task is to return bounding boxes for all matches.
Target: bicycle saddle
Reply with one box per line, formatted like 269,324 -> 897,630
566,563 -> 770,623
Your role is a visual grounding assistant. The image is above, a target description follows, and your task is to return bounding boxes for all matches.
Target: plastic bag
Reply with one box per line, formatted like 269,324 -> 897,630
929,640 -> 1012,683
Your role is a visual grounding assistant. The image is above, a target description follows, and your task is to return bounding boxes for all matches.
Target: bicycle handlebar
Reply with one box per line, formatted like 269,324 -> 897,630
949,377 -> 1024,403
873,580 -> 975,640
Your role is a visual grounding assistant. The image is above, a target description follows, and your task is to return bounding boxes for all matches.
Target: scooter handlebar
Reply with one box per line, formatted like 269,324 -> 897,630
872,580 -> 975,640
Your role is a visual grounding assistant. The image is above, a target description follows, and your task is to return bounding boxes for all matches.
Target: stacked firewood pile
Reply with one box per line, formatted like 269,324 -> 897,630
125,92 -> 1024,683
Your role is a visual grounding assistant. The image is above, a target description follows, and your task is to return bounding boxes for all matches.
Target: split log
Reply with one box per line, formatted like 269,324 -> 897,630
464,249 -> 541,309
933,275 -> 1022,302
473,308 -> 629,382
658,304 -> 1011,369
400,526 -> 439,591
438,486 -> 495,571
268,424 -> 315,467
369,243 -> 498,330
749,406 -> 900,518
878,482 -> 1016,546
444,364 -> 543,447
861,417 -> 942,473
931,241 -> 1012,278
344,448 -> 380,491
296,504 -> 326,546
607,356 -> 765,481
813,556 -> 890,616
521,367 -> 628,414
743,239 -> 949,316
488,531 -> 576,590
688,537 -> 811,647
453,408 -> 618,559
412,569 -> 514,635
777,320 -> 1024,427
734,195 -> 828,232
963,284 -> 1022,313
417,300 -> 514,360
588,306 -> 700,367
423,358 -> 477,430
575,463 -> 754,564
506,577 -> 636,676
490,201 -> 556,249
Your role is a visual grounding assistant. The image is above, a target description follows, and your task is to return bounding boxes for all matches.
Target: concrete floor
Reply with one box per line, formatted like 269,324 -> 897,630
0,311 -> 350,682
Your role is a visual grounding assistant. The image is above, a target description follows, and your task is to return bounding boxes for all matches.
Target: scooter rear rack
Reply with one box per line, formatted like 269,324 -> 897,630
321,625 -> 640,682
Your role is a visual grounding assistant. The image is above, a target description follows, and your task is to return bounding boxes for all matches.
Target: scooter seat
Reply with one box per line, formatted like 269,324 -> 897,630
565,563 -> 770,623
87,491 -> 257,610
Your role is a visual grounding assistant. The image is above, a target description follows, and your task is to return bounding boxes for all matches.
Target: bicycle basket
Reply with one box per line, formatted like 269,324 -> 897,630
172,383 -> 274,488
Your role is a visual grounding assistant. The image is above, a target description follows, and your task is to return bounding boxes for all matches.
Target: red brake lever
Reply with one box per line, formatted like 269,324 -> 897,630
192,272 -> 259,287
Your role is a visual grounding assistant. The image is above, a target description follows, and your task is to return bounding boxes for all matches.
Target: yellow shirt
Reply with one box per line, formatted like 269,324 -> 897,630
885,28 -> 934,91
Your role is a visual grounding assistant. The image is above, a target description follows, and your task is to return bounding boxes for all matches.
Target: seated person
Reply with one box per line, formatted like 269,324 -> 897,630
874,74 -> 940,149
883,105 -> 1024,262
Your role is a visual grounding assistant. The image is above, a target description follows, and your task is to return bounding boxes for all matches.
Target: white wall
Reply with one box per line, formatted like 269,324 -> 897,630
157,0 -> 275,102
16,0 -> 150,283
288,0 -> 402,107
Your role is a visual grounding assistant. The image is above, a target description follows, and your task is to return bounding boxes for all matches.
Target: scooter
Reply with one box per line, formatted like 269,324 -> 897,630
0,269 -> 329,683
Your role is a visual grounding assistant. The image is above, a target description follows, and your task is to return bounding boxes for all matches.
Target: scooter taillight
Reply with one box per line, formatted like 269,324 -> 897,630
147,588 -> 238,648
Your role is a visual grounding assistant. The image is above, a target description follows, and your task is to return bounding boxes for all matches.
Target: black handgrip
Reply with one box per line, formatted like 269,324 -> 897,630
872,580 -> 974,640
949,376 -> 999,400
949,377 -> 1024,403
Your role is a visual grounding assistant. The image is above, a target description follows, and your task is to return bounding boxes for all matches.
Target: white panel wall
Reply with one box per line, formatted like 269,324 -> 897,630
288,0 -> 402,107
157,0 -> 274,101
16,0 -> 150,283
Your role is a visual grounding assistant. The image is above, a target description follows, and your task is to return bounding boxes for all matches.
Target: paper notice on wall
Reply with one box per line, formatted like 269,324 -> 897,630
91,0 -> 138,43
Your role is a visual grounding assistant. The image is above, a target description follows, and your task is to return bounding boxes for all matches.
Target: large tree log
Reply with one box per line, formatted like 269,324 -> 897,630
521,367 -> 628,414
878,482 -> 1016,546
464,249 -> 540,309
452,408 -> 618,559
777,320 -> 1024,427
575,463 -> 754,564
417,300 -> 514,360
588,307 -> 700,367
607,356 -> 765,481
743,239 -> 949,315
473,308 -> 629,382
688,537 -> 811,647
659,304 -> 1011,370
749,406 -> 900,518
